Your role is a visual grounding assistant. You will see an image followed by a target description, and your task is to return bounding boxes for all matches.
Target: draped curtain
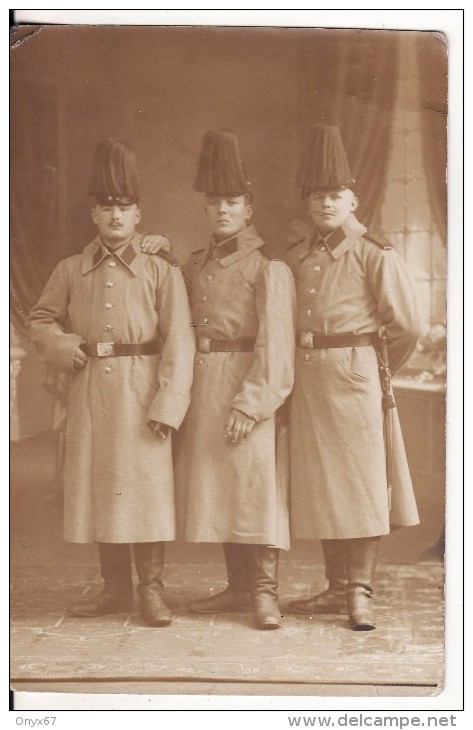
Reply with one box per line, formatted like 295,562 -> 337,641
293,29 -> 399,232
10,77 -> 63,333
416,33 -> 448,245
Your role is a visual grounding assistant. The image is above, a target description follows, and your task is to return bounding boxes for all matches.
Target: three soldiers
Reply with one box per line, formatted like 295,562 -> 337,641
28,125 -> 420,632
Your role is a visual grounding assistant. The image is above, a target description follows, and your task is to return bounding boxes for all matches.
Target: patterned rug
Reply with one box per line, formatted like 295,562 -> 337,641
10,560 -> 444,687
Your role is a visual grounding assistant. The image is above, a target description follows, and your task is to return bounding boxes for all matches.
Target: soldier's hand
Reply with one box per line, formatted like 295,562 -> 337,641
73,347 -> 88,371
225,409 -> 255,443
147,420 -> 170,439
140,234 -> 172,254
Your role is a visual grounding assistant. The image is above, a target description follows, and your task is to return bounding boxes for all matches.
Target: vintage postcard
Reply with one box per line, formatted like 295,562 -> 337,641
8,8 -> 460,720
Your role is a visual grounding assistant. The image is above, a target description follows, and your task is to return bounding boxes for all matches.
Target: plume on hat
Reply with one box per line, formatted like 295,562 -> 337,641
88,137 -> 140,204
193,128 -> 251,197
298,124 -> 354,198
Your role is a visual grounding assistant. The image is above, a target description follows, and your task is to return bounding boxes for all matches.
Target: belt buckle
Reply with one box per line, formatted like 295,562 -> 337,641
96,342 -> 115,357
300,331 -> 314,349
198,336 -> 211,354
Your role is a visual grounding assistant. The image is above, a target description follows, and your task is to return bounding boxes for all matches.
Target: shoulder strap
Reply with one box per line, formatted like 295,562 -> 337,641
362,232 -> 393,250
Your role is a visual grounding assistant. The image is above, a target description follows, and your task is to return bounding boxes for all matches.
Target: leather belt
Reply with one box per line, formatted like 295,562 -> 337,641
297,332 -> 378,349
82,340 -> 162,357
197,336 -> 255,353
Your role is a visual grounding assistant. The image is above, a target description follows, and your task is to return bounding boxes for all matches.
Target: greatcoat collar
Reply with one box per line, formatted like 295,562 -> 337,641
297,213 -> 367,261
81,232 -> 144,276
201,224 -> 265,269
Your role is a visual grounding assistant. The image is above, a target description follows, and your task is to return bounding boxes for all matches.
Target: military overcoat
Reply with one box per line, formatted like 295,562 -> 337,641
285,213 -> 421,539
175,224 -> 296,550
28,232 -> 195,543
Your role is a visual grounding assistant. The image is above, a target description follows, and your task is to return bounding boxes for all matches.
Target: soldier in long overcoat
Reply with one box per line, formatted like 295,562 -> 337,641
286,125 -> 420,630
27,138 -> 195,627
174,129 -> 296,630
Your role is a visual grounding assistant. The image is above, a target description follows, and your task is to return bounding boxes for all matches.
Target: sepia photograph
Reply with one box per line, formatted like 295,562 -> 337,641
8,8 -> 457,716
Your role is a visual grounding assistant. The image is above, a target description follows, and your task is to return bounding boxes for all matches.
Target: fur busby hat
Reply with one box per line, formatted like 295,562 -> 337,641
193,128 -> 251,197
298,124 -> 355,199
88,137 -> 140,205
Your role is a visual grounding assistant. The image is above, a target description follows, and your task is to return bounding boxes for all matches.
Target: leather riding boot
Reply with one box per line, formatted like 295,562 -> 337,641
68,543 -> 133,617
190,543 -> 251,613
346,536 -> 381,631
250,545 -> 282,630
289,539 -> 348,615
133,542 -> 172,627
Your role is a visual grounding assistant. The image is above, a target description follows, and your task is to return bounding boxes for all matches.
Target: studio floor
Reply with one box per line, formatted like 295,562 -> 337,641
10,432 -> 445,704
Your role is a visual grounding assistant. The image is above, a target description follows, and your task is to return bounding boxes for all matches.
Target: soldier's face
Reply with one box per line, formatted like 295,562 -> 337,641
205,195 -> 253,242
308,188 -> 358,234
92,203 -> 141,248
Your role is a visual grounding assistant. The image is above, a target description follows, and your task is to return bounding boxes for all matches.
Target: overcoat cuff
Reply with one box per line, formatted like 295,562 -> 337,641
43,333 -> 83,371
148,388 -> 191,431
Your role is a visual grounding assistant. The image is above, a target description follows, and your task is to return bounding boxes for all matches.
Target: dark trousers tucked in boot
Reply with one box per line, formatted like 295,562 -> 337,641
250,545 -> 282,630
289,539 -> 348,615
68,543 -> 133,617
133,542 -> 172,627
346,536 -> 381,631
189,543 -> 251,613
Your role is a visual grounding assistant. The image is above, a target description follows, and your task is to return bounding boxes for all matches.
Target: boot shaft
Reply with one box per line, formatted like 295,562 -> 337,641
132,543 -> 172,626
346,537 -> 381,631
346,537 -> 381,591
248,545 -> 280,600
321,539 -> 348,586
133,541 -> 166,596
223,542 -> 251,591
248,546 -> 281,629
98,542 -> 133,594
